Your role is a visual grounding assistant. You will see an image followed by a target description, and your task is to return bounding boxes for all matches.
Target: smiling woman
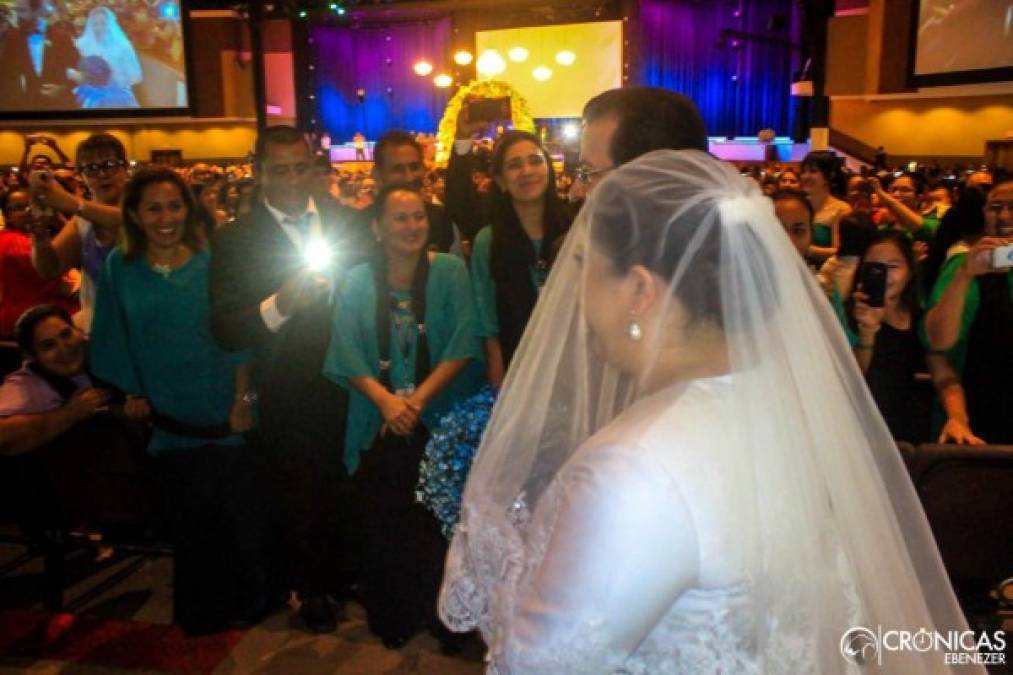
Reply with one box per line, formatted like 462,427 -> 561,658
323,183 -> 485,649
459,130 -> 573,388
119,168 -> 203,267
89,166 -> 279,636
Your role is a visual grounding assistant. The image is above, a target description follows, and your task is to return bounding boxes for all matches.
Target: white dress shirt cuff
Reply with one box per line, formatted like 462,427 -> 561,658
260,293 -> 289,333
454,140 -> 473,156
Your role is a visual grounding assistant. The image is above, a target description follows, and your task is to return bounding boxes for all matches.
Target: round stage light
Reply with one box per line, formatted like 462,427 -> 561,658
433,73 -> 453,88
413,61 -> 433,76
508,47 -> 529,63
555,50 -> 576,66
562,123 -> 579,140
454,50 -> 474,66
532,66 -> 552,81
476,50 -> 506,76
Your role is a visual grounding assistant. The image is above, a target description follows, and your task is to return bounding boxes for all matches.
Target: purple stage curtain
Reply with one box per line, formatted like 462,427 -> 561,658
310,19 -> 452,143
638,0 -> 799,139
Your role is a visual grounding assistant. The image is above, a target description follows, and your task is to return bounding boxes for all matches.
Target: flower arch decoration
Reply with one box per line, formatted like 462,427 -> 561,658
436,79 -> 536,163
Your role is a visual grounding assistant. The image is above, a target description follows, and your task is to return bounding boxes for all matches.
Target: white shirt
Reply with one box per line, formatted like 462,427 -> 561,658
258,197 -> 323,333
28,30 -> 45,77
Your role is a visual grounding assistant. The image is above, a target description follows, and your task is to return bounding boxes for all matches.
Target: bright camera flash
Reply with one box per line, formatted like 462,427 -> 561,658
304,238 -> 333,272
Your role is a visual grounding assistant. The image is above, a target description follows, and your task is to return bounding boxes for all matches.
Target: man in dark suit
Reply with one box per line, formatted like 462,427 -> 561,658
349,129 -> 455,253
209,126 -> 367,633
0,0 -> 78,110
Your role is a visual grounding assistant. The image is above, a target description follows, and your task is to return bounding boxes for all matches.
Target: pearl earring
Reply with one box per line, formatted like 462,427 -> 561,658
627,320 -> 643,342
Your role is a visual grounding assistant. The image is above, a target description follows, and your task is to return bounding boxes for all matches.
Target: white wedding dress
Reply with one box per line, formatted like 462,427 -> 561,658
451,375 -> 859,674
491,374 -> 755,674
441,151 -> 980,675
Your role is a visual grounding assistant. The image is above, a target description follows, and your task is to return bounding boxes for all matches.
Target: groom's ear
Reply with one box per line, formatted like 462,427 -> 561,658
626,264 -> 659,316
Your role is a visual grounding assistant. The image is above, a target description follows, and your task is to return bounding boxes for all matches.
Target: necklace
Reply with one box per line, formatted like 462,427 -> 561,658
148,246 -> 185,279
151,262 -> 173,278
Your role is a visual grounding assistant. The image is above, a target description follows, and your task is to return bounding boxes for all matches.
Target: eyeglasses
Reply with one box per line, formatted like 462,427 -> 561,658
78,159 -> 127,177
575,164 -> 613,185
987,201 -> 1013,214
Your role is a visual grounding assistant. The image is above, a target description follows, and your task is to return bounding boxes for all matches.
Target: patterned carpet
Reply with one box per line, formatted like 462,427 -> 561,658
0,536 -> 485,674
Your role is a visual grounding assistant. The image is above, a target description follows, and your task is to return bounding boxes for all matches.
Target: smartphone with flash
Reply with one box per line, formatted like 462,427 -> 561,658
858,262 -> 888,307
993,244 -> 1013,270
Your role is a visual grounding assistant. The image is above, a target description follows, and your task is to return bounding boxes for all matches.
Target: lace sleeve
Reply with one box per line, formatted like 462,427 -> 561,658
492,444 -> 700,674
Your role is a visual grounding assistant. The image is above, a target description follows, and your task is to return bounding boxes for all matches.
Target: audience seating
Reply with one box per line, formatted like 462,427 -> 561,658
906,443 -> 1013,630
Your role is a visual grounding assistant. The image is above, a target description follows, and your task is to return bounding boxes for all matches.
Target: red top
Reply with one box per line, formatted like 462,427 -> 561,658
0,228 -> 79,338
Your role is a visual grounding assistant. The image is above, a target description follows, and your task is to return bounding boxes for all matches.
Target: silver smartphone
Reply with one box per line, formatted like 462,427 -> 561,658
993,244 -> 1013,270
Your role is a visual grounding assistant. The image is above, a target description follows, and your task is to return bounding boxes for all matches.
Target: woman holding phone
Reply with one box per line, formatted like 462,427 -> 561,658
922,180 -> 1013,445
850,230 -> 966,444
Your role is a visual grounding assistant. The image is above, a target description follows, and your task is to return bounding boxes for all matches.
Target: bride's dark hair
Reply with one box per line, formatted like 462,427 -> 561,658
589,172 -> 777,332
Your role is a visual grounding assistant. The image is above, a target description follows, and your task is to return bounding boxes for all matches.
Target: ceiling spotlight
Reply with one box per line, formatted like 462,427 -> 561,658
532,66 -> 552,81
476,49 -> 506,76
433,73 -> 453,88
555,50 -> 576,66
413,60 -> 433,76
562,123 -> 579,140
453,50 -> 473,66
508,47 -> 529,63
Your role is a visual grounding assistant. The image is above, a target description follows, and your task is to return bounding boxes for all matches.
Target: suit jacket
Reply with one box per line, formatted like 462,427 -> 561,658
0,25 -> 78,110
209,200 -> 369,459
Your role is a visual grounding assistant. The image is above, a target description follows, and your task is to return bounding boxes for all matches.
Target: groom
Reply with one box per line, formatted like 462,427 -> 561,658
0,0 -> 78,109
577,87 -> 709,193
209,126 -> 368,633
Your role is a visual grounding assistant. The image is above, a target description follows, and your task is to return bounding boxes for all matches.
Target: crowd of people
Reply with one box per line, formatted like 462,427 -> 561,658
0,85 -> 1009,654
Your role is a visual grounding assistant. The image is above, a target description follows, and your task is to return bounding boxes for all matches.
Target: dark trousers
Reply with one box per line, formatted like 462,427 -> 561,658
354,426 -> 448,642
155,442 -> 280,635
273,437 -> 358,599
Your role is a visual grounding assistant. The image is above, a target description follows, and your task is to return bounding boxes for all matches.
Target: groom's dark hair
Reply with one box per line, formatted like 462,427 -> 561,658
582,87 -> 709,166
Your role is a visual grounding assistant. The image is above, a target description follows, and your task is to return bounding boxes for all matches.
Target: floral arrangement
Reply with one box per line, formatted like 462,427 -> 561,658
757,128 -> 776,143
435,79 -> 535,163
416,386 -> 497,537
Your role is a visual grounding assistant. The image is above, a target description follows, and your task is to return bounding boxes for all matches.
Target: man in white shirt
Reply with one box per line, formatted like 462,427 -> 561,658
209,126 -> 368,634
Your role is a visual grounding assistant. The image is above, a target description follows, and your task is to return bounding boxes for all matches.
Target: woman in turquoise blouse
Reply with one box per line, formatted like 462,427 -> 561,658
467,130 -> 572,387
90,167 -> 277,635
324,184 -> 483,649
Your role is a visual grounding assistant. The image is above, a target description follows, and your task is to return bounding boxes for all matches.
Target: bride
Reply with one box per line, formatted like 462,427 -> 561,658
439,150 -> 981,673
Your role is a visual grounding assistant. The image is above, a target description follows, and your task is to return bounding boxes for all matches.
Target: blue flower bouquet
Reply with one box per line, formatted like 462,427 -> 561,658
416,386 -> 496,538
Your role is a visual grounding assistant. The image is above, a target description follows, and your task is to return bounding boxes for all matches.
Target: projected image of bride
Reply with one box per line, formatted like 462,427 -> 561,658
72,6 -> 141,96
0,0 -> 189,113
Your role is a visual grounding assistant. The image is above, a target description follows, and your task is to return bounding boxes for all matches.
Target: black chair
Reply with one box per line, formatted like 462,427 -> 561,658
907,443 -> 1013,631
895,440 -> 916,469
0,416 -> 167,611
